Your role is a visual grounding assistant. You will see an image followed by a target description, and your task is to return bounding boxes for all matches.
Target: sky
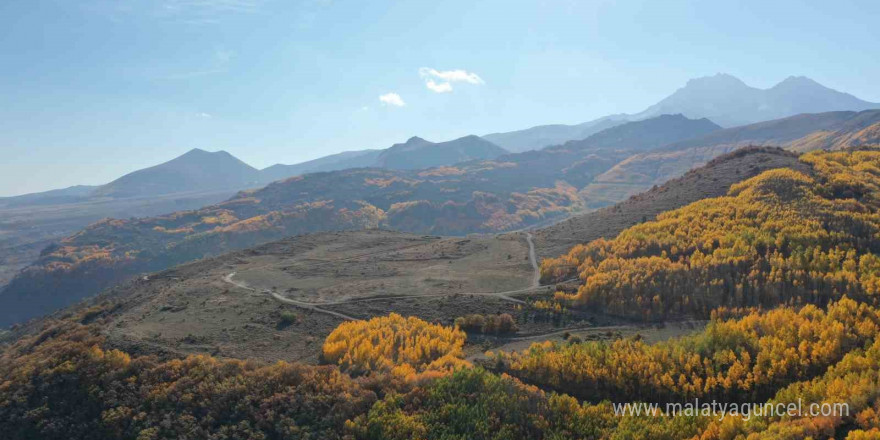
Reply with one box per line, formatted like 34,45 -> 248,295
1,0 -> 878,196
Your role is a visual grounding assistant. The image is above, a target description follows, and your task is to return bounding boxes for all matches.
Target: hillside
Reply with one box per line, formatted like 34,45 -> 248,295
0,115 -> 718,326
92,149 -> 263,198
532,146 -> 809,259
547,113 -> 721,152
482,115 -> 629,152
4,150 -> 880,440
262,135 -> 507,182
588,110 -> 880,200
375,135 -> 507,169
260,149 -> 382,183
3,150 -> 804,361
0,185 -> 97,208
542,148 -> 880,320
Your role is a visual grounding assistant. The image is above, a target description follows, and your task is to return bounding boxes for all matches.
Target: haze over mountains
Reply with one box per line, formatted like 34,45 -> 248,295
7,73 -> 875,205
633,74 -> 879,126
1,73 -> 878,327
92,149 -> 263,199
262,135 -> 507,181
483,74 -> 880,152
0,113 -> 728,326
546,114 -> 721,153
597,109 -> 880,190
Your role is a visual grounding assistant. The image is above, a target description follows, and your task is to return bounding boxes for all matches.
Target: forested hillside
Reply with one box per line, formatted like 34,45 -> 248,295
4,296 -> 880,438
541,149 -> 880,320
2,149 -> 880,439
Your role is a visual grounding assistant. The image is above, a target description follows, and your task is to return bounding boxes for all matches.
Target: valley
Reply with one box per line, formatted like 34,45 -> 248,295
13,146 -> 813,365
5,146 -> 880,440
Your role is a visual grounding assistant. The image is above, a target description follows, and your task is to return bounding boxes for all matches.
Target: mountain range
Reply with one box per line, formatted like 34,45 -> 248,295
1,73 -> 879,327
7,73 -> 875,206
595,109 -> 880,190
0,114 -> 726,325
483,74 -> 879,152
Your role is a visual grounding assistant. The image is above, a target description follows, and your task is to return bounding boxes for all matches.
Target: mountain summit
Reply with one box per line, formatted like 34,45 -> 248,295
93,148 -> 262,199
484,74 -> 879,151
634,73 -> 878,127
375,135 -> 507,169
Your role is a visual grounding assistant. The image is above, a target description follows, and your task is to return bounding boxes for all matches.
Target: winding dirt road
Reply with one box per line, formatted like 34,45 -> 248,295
526,232 -> 540,288
222,272 -> 360,321
221,232 -> 549,321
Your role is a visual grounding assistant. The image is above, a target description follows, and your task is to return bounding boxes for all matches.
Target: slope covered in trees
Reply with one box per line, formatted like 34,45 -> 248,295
532,146 -> 809,259
492,298 -> 880,404
542,149 -> 880,320
322,313 -> 468,377
5,287 -> 880,438
0,307 -> 378,440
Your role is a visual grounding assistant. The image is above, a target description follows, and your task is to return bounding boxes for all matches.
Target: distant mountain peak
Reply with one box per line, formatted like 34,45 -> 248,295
683,73 -> 750,89
182,147 -> 210,156
772,75 -> 824,90
377,134 -> 506,170
92,148 -> 260,199
635,74 -> 878,127
177,148 -> 233,161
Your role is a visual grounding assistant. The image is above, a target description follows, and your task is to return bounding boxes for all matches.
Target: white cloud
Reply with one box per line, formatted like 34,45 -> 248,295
379,93 -> 406,107
197,112 -> 212,118
418,68 -> 484,93
214,48 -> 235,63
425,79 -> 453,93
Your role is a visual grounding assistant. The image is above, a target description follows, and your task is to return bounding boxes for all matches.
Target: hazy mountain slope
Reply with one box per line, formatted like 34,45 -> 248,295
0,185 -> 97,208
0,189 -> 237,293
533,147 -> 810,259
0,130 -> 652,325
0,113 -> 849,327
260,149 -> 383,183
483,74 -> 878,152
482,115 -> 629,152
92,149 -> 263,198
259,136 -> 505,182
375,135 -> 507,169
785,109 -> 880,152
548,114 -> 721,152
0,149 -> 269,294
634,74 -> 879,127
595,110 -> 880,190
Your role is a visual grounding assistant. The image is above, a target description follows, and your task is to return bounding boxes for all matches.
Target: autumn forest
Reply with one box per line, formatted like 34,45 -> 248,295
0,148 -> 878,439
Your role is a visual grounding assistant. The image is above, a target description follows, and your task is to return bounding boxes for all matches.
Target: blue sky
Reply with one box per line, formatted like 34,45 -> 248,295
1,0 -> 878,196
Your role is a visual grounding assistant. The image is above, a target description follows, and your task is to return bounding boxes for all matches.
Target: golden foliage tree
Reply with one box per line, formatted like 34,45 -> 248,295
542,149 -> 880,320
322,313 -> 468,377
